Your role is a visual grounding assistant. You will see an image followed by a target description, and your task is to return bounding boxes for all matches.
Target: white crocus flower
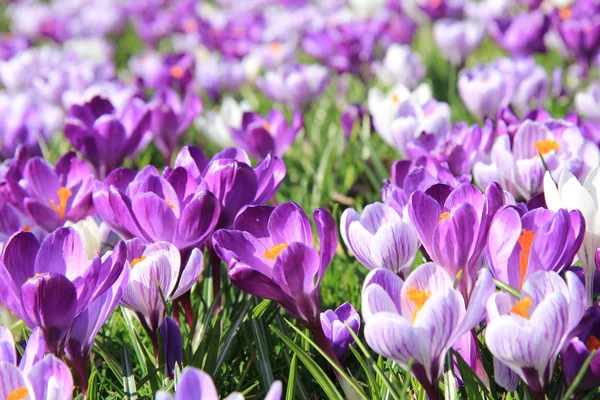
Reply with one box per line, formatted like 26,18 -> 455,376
65,217 -> 102,260
195,97 -> 251,148
544,168 -> 600,305
368,82 -> 432,147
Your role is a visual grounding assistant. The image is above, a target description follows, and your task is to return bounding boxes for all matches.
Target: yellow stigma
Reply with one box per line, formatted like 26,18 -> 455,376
264,243 -> 289,260
559,6 -> 572,20
165,199 -> 175,210
535,139 -> 559,155
586,335 -> 600,351
518,229 -> 535,289
49,187 -> 72,219
439,211 -> 451,222
406,288 -> 431,322
170,65 -> 184,79
131,255 -> 147,267
510,297 -> 532,319
269,41 -> 282,54
7,387 -> 29,400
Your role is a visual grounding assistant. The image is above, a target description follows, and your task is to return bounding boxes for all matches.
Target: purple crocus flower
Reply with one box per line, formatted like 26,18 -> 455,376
93,163 -> 220,251
473,118 -> 600,200
362,264 -> 495,400
407,182 -> 505,296
341,104 -> 370,138
231,110 -> 303,160
169,146 -> 286,230
256,64 -> 329,109
458,65 -> 508,120
6,152 -> 95,232
575,82 -> 600,121
321,302 -> 360,360
64,96 -> 151,178
341,202 -> 418,278
0,327 -> 73,400
0,227 -> 127,355
148,88 -> 203,164
122,240 -> 203,336
212,202 -> 336,328
487,205 -> 585,290
155,367 -> 282,400
131,52 -> 195,94
417,0 -> 465,20
159,316 -> 183,379
381,157 -> 472,215
490,11 -> 549,57
433,18 -> 486,67
561,306 -> 600,392
0,34 -> 29,61
486,270 -> 586,397
372,44 -> 425,89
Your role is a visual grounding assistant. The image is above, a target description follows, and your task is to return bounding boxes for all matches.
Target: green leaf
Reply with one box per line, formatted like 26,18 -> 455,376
250,309 -> 275,386
271,326 -> 344,400
214,298 -> 252,374
494,279 -> 521,299
286,354 -> 298,400
121,345 -> 137,400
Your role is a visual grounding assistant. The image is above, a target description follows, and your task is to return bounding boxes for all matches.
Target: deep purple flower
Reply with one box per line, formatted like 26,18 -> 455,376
561,306 -> 600,392
341,202 -> 418,278
0,227 -> 127,355
131,52 -> 195,94
417,0 -> 465,21
376,10 -> 418,49
257,64 -> 329,109
0,34 -> 29,61
490,11 -> 549,57
159,316 -> 183,379
362,264 -> 494,400
487,206 -> 585,290
212,202 -> 337,327
341,104 -> 370,138
148,88 -> 203,164
231,110 -> 303,159
321,302 -> 360,359
5,152 -> 95,232
486,270 -> 586,396
93,163 -> 220,251
65,96 -> 151,178
407,182 -> 505,296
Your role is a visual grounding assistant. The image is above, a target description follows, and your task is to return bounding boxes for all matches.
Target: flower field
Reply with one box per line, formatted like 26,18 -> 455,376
1,0 -> 600,399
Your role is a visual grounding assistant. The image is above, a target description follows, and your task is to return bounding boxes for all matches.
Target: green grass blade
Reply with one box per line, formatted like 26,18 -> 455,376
286,354 -> 298,400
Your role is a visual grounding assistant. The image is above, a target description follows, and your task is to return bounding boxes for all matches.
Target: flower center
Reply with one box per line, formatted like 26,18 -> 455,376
49,187 -> 72,219
182,18 -> 197,33
7,387 -> 29,400
535,139 -> 559,155
131,255 -> 147,267
406,288 -> 431,322
264,243 -> 289,260
510,297 -> 532,319
559,6 -> 572,20
262,122 -> 272,132
170,65 -> 184,79
429,0 -> 442,8
269,41 -> 282,54
518,229 -> 535,289
165,199 -> 175,210
586,335 -> 600,351
439,211 -> 451,222
391,94 -> 400,103
22,225 -> 31,232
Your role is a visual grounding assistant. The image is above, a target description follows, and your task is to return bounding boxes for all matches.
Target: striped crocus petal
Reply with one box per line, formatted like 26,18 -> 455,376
28,355 -> 73,400
0,326 -> 15,365
0,362 -> 34,400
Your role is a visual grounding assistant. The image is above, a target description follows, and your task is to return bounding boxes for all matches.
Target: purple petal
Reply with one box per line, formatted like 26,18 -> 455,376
267,202 -> 312,247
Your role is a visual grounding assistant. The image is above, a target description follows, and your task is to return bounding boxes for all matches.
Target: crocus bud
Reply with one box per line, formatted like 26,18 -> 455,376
320,302 -> 360,359
159,317 -> 183,378
458,66 -> 507,120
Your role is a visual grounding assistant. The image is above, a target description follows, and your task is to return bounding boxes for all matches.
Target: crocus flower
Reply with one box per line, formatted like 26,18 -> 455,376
256,64 -> 329,109
341,202 -> 418,278
372,44 -> 425,90
170,146 -> 286,229
155,367 -> 282,400
195,97 -> 251,148
231,110 -> 303,160
130,52 -> 195,94
486,270 -> 586,397
490,11 -> 549,57
433,18 -> 486,67
487,205 -> 585,290
407,182 -> 504,296
148,88 -> 203,164
212,202 -> 336,328
159,316 -> 183,379
6,152 -> 95,232
458,65 -> 508,120
341,103 -> 370,138
416,0 -> 465,20
544,168 -> 600,305
321,302 -> 360,360
64,96 -> 151,178
362,264 -> 495,400
121,240 -> 203,334
575,82 -> 600,120
0,227 -> 127,355
561,305 -> 600,392
0,326 -> 73,400
93,162 -> 220,251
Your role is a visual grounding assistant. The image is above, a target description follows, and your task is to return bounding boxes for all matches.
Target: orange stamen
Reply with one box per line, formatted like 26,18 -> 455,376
406,288 -> 432,322
559,6 -> 572,20
439,211 -> 451,222
269,41 -> 282,54
49,187 -> 72,219
182,18 -> 198,33
586,335 -> 600,351
264,243 -> 289,260
7,387 -> 29,400
510,297 -> 532,319
518,229 -> 535,289
535,139 -> 559,155
262,122 -> 272,132
131,255 -> 147,267
165,199 -> 175,210
170,65 -> 185,79
22,225 -> 31,232
391,94 -> 400,103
